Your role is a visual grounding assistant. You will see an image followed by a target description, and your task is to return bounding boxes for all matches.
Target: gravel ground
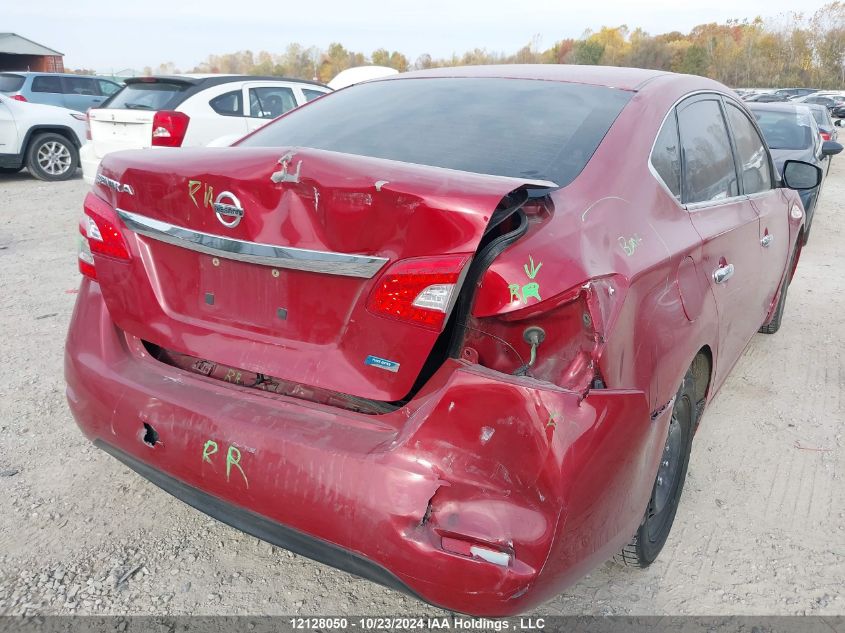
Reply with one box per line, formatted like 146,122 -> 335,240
0,163 -> 842,617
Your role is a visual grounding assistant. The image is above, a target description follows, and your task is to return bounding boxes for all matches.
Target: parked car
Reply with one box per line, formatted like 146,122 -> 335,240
66,65 -> 820,616
806,103 -> 838,142
749,102 -> 842,243
80,75 -> 330,184
794,93 -> 845,111
744,92 -> 788,103
0,93 -> 86,180
0,72 -> 121,112
773,87 -> 819,99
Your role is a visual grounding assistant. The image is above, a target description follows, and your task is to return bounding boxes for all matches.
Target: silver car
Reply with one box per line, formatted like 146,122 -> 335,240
0,72 -> 121,112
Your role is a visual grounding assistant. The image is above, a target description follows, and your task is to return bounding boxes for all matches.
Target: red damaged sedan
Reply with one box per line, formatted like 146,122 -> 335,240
65,66 -> 821,615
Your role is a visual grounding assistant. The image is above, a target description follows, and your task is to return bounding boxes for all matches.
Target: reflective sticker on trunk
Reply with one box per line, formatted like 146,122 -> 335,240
364,355 -> 400,373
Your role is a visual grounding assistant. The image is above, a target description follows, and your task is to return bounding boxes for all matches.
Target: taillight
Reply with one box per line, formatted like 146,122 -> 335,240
77,221 -> 96,280
367,255 -> 470,331
11,94 -> 27,102
821,131 -> 831,141
78,193 -> 131,280
151,110 -> 189,147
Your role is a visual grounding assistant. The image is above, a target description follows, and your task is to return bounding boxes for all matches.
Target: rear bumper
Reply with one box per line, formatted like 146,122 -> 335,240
65,279 -> 665,616
80,142 -> 99,185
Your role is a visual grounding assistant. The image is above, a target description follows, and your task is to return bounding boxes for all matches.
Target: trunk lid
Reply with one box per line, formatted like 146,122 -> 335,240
93,146 -> 552,401
88,108 -> 155,158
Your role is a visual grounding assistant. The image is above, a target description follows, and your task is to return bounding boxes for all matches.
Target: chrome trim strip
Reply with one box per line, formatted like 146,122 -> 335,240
116,209 -> 389,279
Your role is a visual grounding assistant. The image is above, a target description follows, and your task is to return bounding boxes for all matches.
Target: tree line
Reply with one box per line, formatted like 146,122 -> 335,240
135,2 -> 845,88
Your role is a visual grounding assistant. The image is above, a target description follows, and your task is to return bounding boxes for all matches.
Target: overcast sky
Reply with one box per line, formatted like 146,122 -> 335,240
4,0 -> 830,72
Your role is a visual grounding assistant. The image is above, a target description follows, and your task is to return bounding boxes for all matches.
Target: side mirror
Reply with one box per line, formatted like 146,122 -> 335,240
822,140 -> 843,156
836,119 -> 843,127
782,160 -> 822,190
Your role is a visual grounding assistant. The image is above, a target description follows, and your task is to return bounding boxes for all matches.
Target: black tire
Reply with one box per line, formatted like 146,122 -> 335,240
617,369 -> 695,567
25,133 -> 78,181
758,246 -> 796,335
0,166 -> 24,174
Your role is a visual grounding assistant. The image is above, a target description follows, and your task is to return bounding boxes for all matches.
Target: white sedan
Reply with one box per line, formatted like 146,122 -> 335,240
0,93 -> 88,181
80,74 -> 330,183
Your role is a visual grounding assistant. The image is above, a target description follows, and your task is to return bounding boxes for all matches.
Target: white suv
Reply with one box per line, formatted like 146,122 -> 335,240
0,93 -> 88,181
81,75 -> 330,183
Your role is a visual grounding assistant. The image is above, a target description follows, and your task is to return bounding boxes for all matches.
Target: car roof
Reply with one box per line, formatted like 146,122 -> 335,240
131,74 -> 329,89
747,102 -> 811,113
0,71 -> 113,80
385,64 -> 672,91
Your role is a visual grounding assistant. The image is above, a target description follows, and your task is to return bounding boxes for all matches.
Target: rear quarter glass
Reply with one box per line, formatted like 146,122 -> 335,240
0,74 -> 25,92
238,77 -> 633,186
104,82 -> 190,111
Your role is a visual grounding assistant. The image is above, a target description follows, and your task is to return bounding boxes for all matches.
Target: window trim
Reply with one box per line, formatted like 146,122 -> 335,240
721,96 -> 777,200
648,89 -> 778,212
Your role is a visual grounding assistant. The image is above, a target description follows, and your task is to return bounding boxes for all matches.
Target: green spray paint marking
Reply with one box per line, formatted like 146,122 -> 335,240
524,255 -> 542,279
618,234 -> 643,257
546,413 -> 557,429
507,255 -> 544,304
202,439 -> 218,463
521,282 -> 541,303
226,445 -> 249,488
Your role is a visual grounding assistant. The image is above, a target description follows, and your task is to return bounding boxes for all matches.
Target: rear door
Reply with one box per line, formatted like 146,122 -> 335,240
723,99 -> 790,315
180,84 -> 248,146
61,76 -> 104,111
678,95 -> 764,387
29,74 -> 64,107
244,83 -> 299,133
0,98 -> 19,156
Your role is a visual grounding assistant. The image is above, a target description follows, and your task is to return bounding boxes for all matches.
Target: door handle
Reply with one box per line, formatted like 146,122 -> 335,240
713,264 -> 735,284
761,234 -> 773,247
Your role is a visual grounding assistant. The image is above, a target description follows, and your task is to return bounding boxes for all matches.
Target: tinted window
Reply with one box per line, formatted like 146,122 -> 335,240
31,75 -> 63,93
302,88 -> 327,102
106,80 -> 189,110
98,80 -> 120,96
240,78 -> 632,185
210,90 -> 243,116
249,87 -> 297,118
752,109 -> 814,151
678,99 -> 738,204
650,113 -> 681,199
0,74 -> 25,92
64,77 -> 97,96
725,103 -> 772,195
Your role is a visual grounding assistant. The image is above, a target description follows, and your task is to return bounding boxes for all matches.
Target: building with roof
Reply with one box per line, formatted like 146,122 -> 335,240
0,33 -> 64,72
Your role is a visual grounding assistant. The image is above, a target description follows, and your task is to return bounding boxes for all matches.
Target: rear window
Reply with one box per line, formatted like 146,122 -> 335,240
32,75 -> 63,93
810,108 -> 829,126
239,78 -> 632,185
0,74 -> 25,92
104,80 -> 190,110
752,110 -> 814,150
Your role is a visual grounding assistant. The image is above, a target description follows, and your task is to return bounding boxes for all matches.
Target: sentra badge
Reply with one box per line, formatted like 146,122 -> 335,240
95,173 -> 134,195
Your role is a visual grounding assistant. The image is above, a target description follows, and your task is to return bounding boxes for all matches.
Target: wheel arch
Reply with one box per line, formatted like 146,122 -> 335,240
21,125 -> 83,155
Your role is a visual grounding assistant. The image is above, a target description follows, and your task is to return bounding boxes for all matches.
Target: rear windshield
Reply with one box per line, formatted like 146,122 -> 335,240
0,74 -> 25,92
239,77 -> 632,186
752,110 -> 814,150
103,80 -> 190,110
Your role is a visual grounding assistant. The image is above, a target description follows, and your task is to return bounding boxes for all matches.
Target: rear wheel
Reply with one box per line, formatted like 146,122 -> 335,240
25,133 -> 78,181
617,369 -> 695,567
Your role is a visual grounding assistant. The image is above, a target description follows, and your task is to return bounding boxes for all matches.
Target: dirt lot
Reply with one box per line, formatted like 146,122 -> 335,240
0,163 -> 842,617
